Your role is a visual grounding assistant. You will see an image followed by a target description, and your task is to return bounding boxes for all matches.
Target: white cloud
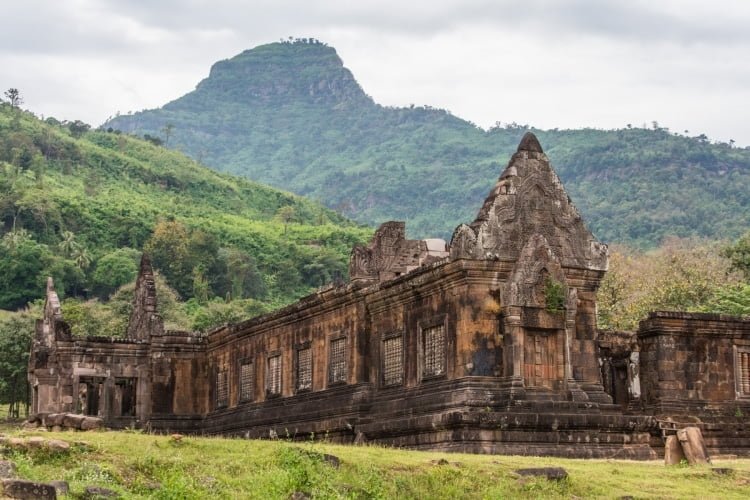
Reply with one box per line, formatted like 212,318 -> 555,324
2,0 -> 749,145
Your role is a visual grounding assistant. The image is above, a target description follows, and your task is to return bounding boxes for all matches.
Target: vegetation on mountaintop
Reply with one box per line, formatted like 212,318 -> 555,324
107,39 -> 750,247
2,426 -> 750,499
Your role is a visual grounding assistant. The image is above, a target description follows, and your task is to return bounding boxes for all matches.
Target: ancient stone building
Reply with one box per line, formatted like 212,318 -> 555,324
29,133 -> 750,458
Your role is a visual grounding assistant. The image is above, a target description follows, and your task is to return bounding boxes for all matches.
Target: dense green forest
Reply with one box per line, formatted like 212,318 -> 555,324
106,39 -> 750,247
0,102 -> 370,314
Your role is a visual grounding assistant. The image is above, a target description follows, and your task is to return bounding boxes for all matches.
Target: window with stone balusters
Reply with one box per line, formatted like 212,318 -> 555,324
216,370 -> 228,408
297,347 -> 312,391
739,349 -> 750,397
267,354 -> 281,396
239,362 -> 254,402
422,324 -> 446,378
328,337 -> 347,385
382,335 -> 404,386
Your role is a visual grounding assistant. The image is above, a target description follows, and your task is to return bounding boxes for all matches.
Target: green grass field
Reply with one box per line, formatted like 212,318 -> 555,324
1,424 -> 749,499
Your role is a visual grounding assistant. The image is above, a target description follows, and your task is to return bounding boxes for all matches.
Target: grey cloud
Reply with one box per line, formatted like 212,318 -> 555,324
96,0 -> 750,46
6,0 -> 749,62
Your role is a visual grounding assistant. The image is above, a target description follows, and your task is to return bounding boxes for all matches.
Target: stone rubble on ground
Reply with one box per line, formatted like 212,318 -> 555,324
24,413 -> 104,432
0,479 -> 57,499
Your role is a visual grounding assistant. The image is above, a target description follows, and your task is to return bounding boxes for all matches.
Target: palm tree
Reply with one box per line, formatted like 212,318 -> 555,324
72,246 -> 91,270
59,230 -> 79,257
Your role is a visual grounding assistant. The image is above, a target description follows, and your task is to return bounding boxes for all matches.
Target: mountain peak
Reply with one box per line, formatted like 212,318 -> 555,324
190,39 -> 371,106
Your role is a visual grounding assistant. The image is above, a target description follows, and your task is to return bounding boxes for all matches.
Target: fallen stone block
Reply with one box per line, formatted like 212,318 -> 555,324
27,437 -> 46,448
6,438 -> 27,449
46,439 -> 71,452
677,427 -> 710,465
515,467 -> 568,481
48,481 -> 69,496
664,434 -> 686,465
0,460 -> 17,479
25,414 -> 42,425
44,414 -> 65,427
322,453 -> 340,468
80,417 -> 104,431
82,485 -> 120,499
712,468 -> 734,476
62,414 -> 86,429
295,448 -> 341,468
0,479 -> 57,499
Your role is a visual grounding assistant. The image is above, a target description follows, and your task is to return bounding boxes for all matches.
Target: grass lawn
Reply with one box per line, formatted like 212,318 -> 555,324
1,422 -> 748,499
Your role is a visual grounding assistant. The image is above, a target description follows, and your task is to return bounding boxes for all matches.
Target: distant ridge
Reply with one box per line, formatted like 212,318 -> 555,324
107,40 -> 750,247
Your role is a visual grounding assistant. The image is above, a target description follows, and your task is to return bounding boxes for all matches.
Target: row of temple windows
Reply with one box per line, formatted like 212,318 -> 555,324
214,324 -> 446,409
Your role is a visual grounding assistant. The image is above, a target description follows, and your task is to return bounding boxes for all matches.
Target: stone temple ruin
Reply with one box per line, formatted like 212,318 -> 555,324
29,133 -> 750,458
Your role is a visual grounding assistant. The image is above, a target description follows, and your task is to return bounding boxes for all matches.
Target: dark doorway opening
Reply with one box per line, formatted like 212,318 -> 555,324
78,377 -> 104,416
116,378 -> 137,417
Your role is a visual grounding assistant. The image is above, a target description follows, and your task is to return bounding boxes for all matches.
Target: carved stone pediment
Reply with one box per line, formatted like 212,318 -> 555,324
449,224 -> 479,260
504,233 -> 567,308
350,221 -> 448,283
449,132 -> 608,271
126,254 -> 164,340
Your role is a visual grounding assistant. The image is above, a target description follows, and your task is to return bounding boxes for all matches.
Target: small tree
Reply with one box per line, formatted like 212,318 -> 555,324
67,120 -> 91,138
275,206 -> 296,235
162,123 -> 175,146
92,248 -> 140,299
3,88 -> 22,107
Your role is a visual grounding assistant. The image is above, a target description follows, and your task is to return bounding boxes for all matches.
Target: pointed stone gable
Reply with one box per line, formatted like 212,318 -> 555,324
126,254 -> 164,340
35,277 -> 71,346
43,277 -> 63,324
450,132 -> 608,271
349,221 -> 448,283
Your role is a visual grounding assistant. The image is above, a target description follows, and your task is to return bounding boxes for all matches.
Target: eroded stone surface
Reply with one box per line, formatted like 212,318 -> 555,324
515,467 -> 568,481
450,132 -> 608,271
82,486 -> 119,499
1,479 -> 57,499
677,427 -> 711,465
0,460 -> 16,479
48,481 -> 69,496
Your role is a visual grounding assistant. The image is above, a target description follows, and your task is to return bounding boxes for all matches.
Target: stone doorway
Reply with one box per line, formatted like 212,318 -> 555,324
523,329 -> 563,390
115,378 -> 137,417
78,377 -> 104,416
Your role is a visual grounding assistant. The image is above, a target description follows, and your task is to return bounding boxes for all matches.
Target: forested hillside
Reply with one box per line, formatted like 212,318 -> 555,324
106,39 -> 750,247
0,101 -> 371,412
0,102 -> 370,314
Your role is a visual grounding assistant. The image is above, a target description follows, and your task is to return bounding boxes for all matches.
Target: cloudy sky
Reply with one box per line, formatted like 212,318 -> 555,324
4,0 -> 750,145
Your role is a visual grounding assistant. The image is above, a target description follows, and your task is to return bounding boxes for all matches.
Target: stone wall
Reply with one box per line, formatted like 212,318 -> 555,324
639,311 -> 750,414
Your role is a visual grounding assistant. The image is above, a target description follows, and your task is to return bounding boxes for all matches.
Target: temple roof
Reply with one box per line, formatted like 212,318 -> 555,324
450,133 -> 607,270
